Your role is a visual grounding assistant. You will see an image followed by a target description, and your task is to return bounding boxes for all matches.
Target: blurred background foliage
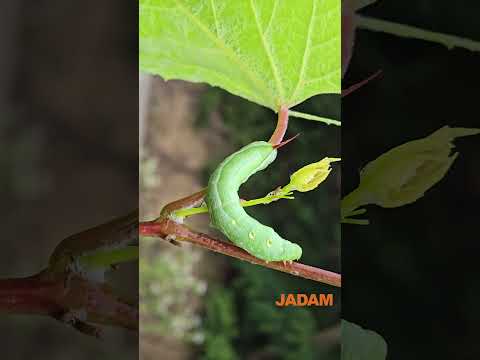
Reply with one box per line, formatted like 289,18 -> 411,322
343,1 -> 480,359
140,78 -> 340,359
1,1 -> 137,359
195,89 -> 341,360
140,0 -> 480,358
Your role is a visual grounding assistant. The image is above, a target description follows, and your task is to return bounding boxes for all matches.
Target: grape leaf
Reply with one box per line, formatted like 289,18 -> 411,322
140,0 -> 340,111
341,320 -> 388,360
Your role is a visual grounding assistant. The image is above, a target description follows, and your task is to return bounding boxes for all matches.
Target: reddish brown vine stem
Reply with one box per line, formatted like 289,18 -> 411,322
159,188 -> 207,219
342,70 -> 382,97
268,105 -> 289,145
0,211 -> 140,337
140,220 -> 341,287
0,270 -> 138,337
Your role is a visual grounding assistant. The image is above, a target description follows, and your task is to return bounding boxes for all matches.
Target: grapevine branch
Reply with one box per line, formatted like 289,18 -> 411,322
0,213 -> 139,337
140,220 -> 341,287
0,268 -> 138,337
142,108 -> 341,288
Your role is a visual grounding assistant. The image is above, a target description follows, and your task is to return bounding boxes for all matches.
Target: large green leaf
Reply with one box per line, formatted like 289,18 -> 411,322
140,0 -> 340,111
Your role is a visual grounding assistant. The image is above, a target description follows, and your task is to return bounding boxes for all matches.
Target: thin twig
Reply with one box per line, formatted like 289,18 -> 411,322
288,111 -> 341,126
140,220 -> 341,287
0,271 -> 138,334
0,212 -> 140,337
342,70 -> 382,97
160,188 -> 207,219
357,15 -> 480,52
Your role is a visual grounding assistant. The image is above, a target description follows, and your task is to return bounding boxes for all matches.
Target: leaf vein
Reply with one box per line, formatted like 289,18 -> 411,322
249,0 -> 285,106
263,0 -> 278,35
172,0 -> 276,107
210,0 -> 220,37
289,0 -> 317,104
311,35 -> 340,51
303,70 -> 339,86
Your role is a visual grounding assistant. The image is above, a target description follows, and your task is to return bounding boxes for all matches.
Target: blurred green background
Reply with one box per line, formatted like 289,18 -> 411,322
140,79 -> 340,359
0,1 -> 137,359
343,1 -> 480,359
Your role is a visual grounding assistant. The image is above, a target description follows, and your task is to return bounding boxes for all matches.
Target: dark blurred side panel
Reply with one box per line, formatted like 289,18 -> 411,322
343,1 -> 480,359
0,1 -> 138,359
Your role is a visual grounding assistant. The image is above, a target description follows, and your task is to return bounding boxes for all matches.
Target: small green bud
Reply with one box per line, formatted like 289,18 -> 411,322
287,157 -> 341,192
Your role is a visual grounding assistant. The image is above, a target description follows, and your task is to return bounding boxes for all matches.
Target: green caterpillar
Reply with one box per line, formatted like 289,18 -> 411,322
206,141 -> 302,262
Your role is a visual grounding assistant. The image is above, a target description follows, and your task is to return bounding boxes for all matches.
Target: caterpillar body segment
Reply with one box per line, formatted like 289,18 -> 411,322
206,141 -> 302,262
